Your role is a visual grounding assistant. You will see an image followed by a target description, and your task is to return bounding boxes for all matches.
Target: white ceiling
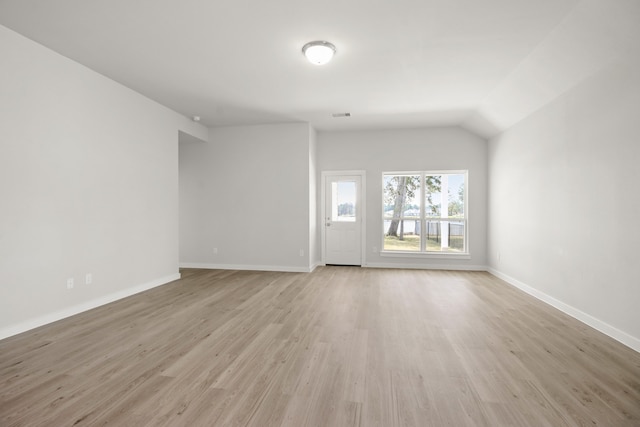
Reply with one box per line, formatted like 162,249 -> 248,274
1,0 -> 638,138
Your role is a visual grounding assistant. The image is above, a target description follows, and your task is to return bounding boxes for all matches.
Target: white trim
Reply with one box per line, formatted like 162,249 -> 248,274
308,262 -> 322,273
380,251 -> 471,259
321,170 -> 367,266
0,273 -> 181,341
364,262 -> 487,271
180,263 -> 311,273
488,267 -> 640,353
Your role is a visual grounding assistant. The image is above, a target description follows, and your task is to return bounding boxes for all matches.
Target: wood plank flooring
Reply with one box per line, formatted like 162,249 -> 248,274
1,267 -> 639,426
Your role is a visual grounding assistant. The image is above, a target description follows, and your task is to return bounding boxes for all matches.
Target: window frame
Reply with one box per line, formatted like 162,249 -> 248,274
381,170 -> 470,259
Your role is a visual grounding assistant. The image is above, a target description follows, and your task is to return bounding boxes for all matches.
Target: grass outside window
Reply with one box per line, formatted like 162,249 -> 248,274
384,235 -> 464,252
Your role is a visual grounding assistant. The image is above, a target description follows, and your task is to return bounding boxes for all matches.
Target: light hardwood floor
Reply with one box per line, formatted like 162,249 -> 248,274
1,267 -> 639,426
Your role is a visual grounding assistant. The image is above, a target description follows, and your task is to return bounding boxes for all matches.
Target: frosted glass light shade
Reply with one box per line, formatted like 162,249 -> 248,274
302,41 -> 336,65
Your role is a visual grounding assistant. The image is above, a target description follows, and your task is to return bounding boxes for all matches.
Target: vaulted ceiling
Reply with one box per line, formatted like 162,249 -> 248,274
1,0 -> 638,138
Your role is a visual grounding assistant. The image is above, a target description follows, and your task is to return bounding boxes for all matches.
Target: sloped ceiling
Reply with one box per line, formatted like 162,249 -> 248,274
1,0 -> 638,139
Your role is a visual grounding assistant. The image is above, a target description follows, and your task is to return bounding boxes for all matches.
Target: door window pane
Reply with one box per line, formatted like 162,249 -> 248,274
331,181 -> 356,222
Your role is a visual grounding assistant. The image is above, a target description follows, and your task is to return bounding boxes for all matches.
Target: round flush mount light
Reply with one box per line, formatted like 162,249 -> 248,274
302,41 -> 336,65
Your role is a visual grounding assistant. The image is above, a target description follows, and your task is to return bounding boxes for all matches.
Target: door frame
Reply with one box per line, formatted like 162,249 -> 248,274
321,170 -> 366,266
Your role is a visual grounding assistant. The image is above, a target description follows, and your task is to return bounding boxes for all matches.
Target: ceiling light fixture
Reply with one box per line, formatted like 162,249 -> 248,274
302,41 -> 336,65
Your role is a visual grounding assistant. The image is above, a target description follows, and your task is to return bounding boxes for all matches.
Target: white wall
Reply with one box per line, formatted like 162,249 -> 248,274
179,123 -> 313,272
488,56 -> 640,351
317,127 -> 488,269
308,127 -> 319,269
0,25 -> 207,338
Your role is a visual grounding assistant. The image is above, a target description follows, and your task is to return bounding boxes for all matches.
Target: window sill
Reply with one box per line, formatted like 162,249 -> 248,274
380,251 -> 471,260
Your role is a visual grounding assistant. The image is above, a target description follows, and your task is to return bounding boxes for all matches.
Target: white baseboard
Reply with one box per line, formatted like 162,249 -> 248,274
364,262 -> 488,271
180,262 -> 311,273
487,267 -> 640,353
308,262 -> 322,273
0,273 -> 181,341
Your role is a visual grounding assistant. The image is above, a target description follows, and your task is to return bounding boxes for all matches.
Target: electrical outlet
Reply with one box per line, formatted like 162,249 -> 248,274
67,278 -> 74,289
85,273 -> 92,285
213,247 -> 218,255
299,249 -> 304,257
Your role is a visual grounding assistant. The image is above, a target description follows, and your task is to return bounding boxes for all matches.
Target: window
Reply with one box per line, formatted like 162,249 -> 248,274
331,180 -> 356,222
382,171 -> 468,254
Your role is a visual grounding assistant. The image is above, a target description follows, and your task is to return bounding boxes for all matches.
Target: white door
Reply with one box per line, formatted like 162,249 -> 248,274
324,175 -> 362,265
